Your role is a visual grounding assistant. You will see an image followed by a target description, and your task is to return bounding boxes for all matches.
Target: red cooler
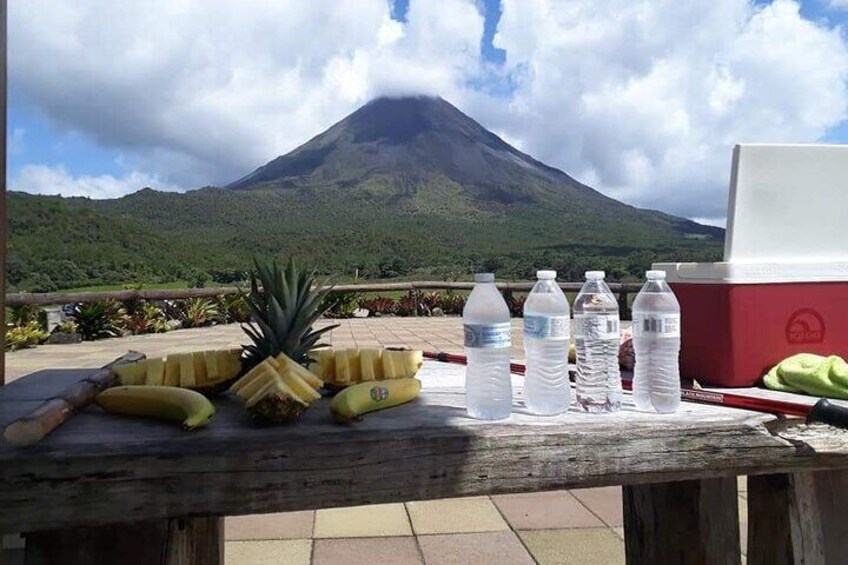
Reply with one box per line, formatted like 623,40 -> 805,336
654,262 -> 848,387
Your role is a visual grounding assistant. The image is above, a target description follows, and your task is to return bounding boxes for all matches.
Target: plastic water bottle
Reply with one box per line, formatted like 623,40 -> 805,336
464,273 -> 512,420
523,270 -> 571,415
573,271 -> 622,412
632,270 -> 681,413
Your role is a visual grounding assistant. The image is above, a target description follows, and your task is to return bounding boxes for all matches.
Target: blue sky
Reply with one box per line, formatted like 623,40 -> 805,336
8,0 -> 848,223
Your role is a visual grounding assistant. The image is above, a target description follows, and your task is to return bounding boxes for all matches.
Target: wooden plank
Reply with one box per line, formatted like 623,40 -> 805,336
1,364 -> 847,533
623,477 -> 740,565
24,516 -> 223,565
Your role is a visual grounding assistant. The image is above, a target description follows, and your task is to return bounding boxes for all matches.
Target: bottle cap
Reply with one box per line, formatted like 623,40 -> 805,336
585,270 -> 605,280
536,270 -> 556,280
475,273 -> 495,283
646,270 -> 666,280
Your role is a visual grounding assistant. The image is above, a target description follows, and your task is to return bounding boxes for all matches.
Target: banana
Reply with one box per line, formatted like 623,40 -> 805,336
329,378 -> 421,424
96,386 -> 215,430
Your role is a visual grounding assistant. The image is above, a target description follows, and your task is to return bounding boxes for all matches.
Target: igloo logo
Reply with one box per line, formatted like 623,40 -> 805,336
785,309 -> 826,344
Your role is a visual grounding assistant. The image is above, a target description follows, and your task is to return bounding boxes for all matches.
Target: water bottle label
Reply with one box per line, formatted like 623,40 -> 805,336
464,323 -> 512,348
634,314 -> 680,337
523,315 -> 570,340
574,314 -> 619,340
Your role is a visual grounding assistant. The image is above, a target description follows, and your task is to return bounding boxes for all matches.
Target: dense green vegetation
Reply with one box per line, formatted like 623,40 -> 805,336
6,185 -> 721,292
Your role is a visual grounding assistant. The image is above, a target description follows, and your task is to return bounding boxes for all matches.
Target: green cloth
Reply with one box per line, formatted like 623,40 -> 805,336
764,353 -> 848,400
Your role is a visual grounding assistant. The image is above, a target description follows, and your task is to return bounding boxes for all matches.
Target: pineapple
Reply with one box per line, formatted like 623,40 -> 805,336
145,358 -> 166,386
381,349 -> 424,379
277,366 -> 322,403
113,361 -> 147,385
204,350 -> 222,381
359,349 -> 383,381
178,353 -> 196,387
241,258 -> 339,373
309,348 -> 336,382
164,356 -> 181,387
335,348 -> 361,385
246,374 -> 310,423
277,353 -> 323,389
192,351 -> 208,385
232,360 -> 278,399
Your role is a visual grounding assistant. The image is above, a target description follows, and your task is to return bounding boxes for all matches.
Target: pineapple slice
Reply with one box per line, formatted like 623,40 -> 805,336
164,355 -> 181,387
308,348 -> 336,382
276,353 -> 324,389
192,351 -> 208,385
221,349 -> 243,380
204,350 -> 221,381
229,359 -> 270,394
246,373 -> 310,422
178,353 -> 196,387
145,358 -> 166,386
277,366 -> 321,403
235,361 -> 278,399
335,348 -> 361,385
382,349 -> 424,379
359,349 -> 383,381
113,361 -> 147,386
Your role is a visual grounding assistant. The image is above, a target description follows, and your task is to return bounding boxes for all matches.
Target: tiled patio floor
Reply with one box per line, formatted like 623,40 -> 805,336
3,318 -> 746,564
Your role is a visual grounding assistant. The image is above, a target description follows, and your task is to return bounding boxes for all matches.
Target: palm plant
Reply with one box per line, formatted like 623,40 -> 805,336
180,298 -> 219,328
241,257 -> 338,371
71,300 -> 124,341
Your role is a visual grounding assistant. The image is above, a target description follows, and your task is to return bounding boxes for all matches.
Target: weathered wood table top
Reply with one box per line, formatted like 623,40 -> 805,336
2,362 -> 848,536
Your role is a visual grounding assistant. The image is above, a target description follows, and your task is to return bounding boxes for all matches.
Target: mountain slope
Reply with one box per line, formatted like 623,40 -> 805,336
7,96 -> 722,292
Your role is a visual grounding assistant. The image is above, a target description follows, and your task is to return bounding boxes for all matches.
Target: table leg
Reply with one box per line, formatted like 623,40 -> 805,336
623,477 -> 740,565
23,516 -> 223,565
747,470 -> 848,565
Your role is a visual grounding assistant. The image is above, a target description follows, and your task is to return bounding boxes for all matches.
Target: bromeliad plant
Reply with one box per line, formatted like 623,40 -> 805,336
241,258 -> 339,372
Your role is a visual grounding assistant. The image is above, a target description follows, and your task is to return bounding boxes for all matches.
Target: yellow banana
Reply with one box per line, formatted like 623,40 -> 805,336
96,386 -> 215,430
330,378 -> 421,423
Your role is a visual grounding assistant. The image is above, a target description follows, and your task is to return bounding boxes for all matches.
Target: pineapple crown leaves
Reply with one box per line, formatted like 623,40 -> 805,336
241,257 -> 339,371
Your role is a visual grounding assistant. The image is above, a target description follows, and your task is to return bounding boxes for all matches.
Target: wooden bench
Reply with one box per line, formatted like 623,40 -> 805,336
2,362 -> 847,564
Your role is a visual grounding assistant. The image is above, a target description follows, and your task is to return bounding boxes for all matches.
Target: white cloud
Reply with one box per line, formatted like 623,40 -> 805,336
8,0 -> 848,220
10,164 -> 181,199
828,0 -> 848,9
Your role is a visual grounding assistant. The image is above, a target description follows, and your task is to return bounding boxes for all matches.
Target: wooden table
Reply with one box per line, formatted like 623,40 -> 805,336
2,362 -> 848,564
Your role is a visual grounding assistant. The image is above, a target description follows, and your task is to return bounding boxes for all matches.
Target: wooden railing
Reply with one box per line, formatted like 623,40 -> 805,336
5,281 -> 644,317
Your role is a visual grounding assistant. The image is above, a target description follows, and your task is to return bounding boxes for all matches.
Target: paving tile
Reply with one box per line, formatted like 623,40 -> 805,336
226,511 -> 314,540
407,497 -> 509,535
492,490 -> 604,530
314,503 -> 412,538
519,528 -> 625,565
612,527 -> 624,541
417,531 -> 534,565
225,539 -> 312,565
312,537 -> 423,565
571,487 -> 623,527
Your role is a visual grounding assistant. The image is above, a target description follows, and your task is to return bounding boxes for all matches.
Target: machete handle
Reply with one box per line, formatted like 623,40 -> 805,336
807,399 -> 848,429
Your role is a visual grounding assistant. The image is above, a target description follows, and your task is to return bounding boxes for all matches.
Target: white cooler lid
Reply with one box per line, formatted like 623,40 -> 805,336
654,261 -> 848,284
725,144 -> 848,263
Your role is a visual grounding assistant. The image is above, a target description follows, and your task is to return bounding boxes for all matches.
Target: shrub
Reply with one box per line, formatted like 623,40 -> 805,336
70,300 -> 124,341
217,293 -> 251,324
53,320 -> 78,334
436,291 -> 466,315
8,304 -> 45,327
123,302 -> 167,335
322,291 -> 361,319
360,296 -> 396,315
179,298 -> 219,328
6,322 -> 50,351
503,291 -> 526,318
395,293 -> 420,316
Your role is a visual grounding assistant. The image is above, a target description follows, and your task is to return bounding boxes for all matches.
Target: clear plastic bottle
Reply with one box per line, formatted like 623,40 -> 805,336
573,271 -> 622,412
632,270 -> 681,413
464,273 -> 512,420
523,270 -> 571,415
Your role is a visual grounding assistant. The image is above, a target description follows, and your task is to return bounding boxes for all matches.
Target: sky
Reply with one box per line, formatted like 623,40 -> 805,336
8,0 -> 848,226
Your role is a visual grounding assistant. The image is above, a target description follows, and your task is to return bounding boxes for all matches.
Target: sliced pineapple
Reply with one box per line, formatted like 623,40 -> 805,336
145,358 -> 166,386
359,349 -> 383,381
164,356 -> 181,387
308,349 -> 336,382
277,366 -> 321,403
177,353 -> 196,387
192,351 -> 208,385
335,348 -> 361,385
381,349 -> 424,379
235,361 -> 278,399
204,350 -> 221,381
113,361 -> 147,385
246,373 -> 310,423
277,352 -> 324,389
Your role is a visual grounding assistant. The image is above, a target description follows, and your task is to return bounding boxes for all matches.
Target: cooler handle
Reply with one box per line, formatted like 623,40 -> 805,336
807,399 -> 848,429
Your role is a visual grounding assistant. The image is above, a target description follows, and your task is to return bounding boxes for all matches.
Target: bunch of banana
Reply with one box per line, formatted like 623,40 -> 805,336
95,386 -> 215,430
230,352 -> 323,423
330,378 -> 422,424
310,347 -> 423,388
111,348 -> 243,396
